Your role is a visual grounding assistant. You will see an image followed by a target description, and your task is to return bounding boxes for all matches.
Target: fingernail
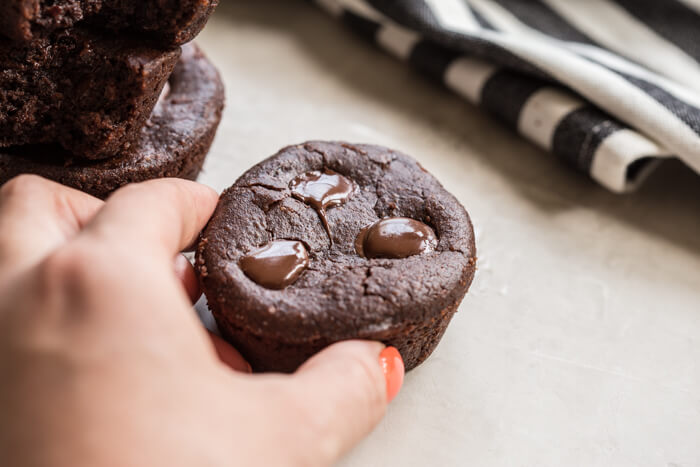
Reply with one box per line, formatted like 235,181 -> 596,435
379,347 -> 404,403
245,361 -> 253,374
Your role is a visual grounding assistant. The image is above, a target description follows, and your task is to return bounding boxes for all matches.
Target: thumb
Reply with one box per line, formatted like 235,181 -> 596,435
287,341 -> 404,464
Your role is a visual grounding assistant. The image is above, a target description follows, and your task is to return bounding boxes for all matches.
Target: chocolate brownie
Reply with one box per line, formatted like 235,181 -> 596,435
196,142 -> 477,372
0,0 -> 218,45
0,44 -> 224,199
0,27 -> 180,160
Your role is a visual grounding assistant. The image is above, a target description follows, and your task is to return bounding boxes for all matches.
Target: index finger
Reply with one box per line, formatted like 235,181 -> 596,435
82,179 -> 219,258
0,175 -> 103,281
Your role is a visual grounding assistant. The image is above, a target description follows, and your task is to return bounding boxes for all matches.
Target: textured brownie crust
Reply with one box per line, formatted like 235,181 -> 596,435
0,0 -> 219,45
0,44 -> 224,199
196,142 -> 477,372
0,27 -> 180,160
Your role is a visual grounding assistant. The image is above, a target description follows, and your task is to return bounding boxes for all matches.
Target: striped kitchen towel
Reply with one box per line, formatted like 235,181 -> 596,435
314,0 -> 700,193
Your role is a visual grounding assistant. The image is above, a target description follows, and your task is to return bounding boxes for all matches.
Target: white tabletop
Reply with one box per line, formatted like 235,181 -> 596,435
195,2 -> 700,466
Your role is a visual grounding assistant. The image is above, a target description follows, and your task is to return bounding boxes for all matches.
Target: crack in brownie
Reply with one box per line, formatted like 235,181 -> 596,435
196,141 -> 477,372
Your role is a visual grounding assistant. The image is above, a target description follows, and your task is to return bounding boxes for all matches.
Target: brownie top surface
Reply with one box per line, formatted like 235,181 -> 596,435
197,141 -> 477,342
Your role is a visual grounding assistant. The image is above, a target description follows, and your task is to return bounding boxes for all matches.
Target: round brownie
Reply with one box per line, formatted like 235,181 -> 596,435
196,141 -> 477,372
0,44 -> 224,199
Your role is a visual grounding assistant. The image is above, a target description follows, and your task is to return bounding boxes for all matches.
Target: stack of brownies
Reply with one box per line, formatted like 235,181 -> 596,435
0,0 -> 224,198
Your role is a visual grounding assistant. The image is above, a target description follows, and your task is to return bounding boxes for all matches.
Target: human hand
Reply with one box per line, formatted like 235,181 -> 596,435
0,175 -> 404,467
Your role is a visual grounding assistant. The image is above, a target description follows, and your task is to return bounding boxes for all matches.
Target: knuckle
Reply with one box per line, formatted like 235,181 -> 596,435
343,353 -> 387,410
0,174 -> 49,199
111,182 -> 147,199
286,354 -> 386,464
40,246 -> 96,288
281,393 -> 338,466
274,381 -> 326,433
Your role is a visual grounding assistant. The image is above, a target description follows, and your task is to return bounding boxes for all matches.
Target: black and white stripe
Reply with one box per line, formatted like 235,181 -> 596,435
314,0 -> 700,193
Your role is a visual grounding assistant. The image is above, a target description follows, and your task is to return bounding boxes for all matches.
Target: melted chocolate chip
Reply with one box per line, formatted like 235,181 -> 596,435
289,169 -> 354,242
240,240 -> 309,289
355,217 -> 438,259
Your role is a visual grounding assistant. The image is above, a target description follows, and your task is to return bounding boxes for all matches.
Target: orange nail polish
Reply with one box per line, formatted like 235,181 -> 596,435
379,347 -> 404,403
